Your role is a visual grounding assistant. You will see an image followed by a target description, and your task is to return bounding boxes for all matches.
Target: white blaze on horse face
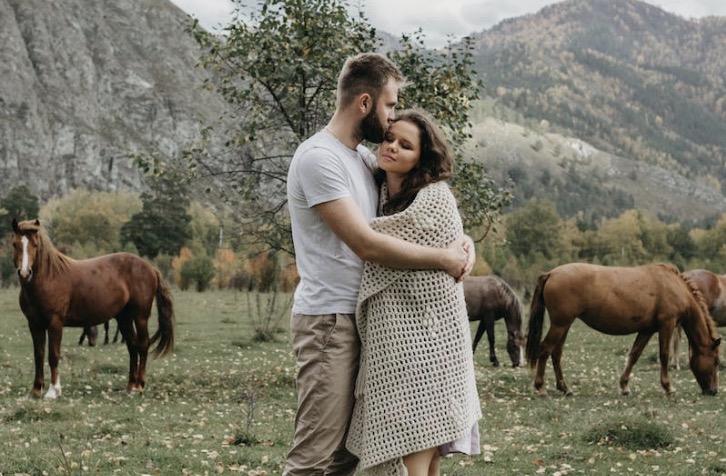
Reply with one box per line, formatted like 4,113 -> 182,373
19,235 -> 31,279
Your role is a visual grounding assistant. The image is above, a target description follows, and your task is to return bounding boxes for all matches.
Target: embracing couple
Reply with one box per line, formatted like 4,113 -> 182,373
285,53 -> 482,476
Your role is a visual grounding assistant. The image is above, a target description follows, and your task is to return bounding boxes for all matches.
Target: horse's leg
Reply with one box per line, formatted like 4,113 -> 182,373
471,319 -> 485,354
103,321 -> 110,345
135,315 -> 151,391
551,328 -> 572,396
44,322 -> 63,400
78,328 -> 86,346
533,325 -> 569,397
485,319 -> 499,367
28,323 -> 46,399
657,329 -> 676,396
619,331 -> 654,396
670,326 -> 681,371
118,317 -> 140,392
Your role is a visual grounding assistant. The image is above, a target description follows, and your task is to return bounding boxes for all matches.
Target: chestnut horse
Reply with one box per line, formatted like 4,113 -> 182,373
463,275 -> 524,367
11,219 -> 175,399
668,269 -> 726,368
526,263 -> 720,397
683,269 -> 726,326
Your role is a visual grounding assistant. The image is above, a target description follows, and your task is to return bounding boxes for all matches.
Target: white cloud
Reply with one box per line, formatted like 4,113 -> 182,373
169,0 -> 726,48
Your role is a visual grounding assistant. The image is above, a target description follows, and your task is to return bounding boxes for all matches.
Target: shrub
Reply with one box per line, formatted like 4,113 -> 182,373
180,255 -> 216,292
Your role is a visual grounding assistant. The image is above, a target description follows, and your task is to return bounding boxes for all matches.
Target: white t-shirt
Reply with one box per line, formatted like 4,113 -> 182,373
287,131 -> 379,314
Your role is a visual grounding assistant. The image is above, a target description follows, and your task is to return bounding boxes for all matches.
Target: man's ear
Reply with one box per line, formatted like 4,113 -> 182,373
359,93 -> 371,114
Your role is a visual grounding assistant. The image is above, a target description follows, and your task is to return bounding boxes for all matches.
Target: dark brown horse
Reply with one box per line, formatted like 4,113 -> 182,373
12,218 -> 175,399
526,263 -> 720,397
463,275 -> 524,367
78,321 -> 124,346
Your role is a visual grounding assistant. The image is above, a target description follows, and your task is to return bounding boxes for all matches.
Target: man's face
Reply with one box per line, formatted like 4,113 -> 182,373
361,79 -> 399,144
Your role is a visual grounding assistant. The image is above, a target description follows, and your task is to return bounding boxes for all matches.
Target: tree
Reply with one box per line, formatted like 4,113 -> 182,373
0,185 -> 39,223
39,189 -> 142,254
187,0 -> 508,252
505,198 -> 565,261
121,172 -> 192,259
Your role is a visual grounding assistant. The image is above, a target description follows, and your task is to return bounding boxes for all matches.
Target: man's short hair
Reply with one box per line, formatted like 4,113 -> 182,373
336,53 -> 405,107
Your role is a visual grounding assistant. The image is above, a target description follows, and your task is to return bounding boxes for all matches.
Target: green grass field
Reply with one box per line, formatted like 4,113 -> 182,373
0,287 -> 724,475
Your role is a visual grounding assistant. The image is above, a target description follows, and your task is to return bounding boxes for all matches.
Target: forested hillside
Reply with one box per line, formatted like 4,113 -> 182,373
469,0 -> 726,224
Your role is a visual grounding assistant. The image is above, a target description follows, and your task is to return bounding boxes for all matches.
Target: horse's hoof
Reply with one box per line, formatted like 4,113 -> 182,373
564,390 -> 573,397
621,390 -> 631,396
492,361 -> 500,368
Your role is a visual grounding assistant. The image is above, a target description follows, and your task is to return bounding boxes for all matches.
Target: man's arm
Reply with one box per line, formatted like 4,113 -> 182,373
316,197 -> 470,279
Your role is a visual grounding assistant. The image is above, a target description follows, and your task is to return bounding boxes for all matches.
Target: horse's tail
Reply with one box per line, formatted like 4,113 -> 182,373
526,272 -> 550,369
149,269 -> 175,357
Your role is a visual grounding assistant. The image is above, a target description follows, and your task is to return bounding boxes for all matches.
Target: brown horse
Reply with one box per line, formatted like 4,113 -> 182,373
683,269 -> 726,326
11,218 -> 175,399
525,263 -> 720,397
463,275 -> 524,367
668,269 -> 726,369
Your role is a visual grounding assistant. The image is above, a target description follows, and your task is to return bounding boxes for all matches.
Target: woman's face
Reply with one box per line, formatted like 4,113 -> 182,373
376,120 -> 421,177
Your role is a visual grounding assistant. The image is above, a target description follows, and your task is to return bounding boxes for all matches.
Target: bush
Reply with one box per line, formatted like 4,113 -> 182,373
583,418 -> 673,450
180,255 -> 216,292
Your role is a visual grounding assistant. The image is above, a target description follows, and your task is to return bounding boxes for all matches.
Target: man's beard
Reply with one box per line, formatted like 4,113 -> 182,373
361,102 -> 385,144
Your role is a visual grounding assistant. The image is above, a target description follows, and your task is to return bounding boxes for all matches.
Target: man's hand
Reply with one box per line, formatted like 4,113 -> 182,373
443,236 -> 473,281
460,235 -> 476,282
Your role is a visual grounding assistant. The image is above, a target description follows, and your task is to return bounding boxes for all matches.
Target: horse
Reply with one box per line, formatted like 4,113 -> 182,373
11,218 -> 175,399
683,269 -> 726,326
463,275 -> 525,367
525,262 -> 720,397
78,321 -> 124,346
668,269 -> 726,369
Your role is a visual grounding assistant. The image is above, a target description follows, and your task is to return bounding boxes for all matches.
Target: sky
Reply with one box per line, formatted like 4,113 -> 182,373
169,0 -> 726,49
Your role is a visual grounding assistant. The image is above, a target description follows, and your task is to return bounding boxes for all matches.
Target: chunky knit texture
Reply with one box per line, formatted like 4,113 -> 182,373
346,181 -> 482,474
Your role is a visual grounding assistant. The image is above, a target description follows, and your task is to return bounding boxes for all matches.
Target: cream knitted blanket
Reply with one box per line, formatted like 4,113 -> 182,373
346,181 -> 481,474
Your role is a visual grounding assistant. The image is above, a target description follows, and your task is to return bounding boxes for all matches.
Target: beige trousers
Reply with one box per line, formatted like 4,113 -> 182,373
283,313 -> 360,476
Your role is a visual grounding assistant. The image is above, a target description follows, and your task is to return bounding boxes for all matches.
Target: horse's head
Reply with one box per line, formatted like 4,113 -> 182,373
12,218 -> 41,282
507,330 -> 525,367
690,336 -> 721,395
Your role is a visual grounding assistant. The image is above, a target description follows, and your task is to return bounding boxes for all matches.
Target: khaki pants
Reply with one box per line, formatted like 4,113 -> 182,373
283,313 -> 360,476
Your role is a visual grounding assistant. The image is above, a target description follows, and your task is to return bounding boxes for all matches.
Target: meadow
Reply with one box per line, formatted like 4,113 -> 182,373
0,287 -> 724,476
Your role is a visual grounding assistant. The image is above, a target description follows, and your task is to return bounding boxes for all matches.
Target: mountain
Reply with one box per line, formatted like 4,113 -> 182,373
0,0 -> 226,200
468,0 -> 726,224
2,0 -> 725,226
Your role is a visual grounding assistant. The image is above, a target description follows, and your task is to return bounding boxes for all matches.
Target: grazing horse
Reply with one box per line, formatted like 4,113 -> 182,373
11,218 -> 175,399
668,269 -> 726,369
78,321 -> 124,346
463,275 -> 525,367
526,263 -> 720,397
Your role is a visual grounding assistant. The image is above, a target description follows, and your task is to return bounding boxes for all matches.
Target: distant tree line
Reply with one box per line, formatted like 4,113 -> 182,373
5,186 -> 726,298
0,185 -> 295,293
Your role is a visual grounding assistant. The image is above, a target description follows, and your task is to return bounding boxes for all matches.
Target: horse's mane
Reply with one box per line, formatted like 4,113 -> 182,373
17,220 -> 72,278
657,263 -> 720,341
494,277 -> 523,326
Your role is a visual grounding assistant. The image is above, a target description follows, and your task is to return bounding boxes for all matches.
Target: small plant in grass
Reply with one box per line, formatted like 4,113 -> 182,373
245,289 -> 292,342
231,375 -> 269,446
583,417 -> 674,450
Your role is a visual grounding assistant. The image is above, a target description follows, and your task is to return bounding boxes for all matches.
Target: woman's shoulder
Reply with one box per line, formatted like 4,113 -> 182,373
420,180 -> 454,199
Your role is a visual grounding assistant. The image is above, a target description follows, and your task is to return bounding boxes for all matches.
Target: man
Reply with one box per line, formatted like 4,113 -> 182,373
284,53 -> 474,475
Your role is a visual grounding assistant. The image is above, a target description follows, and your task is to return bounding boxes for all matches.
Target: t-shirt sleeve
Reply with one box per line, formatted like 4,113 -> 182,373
297,147 -> 352,208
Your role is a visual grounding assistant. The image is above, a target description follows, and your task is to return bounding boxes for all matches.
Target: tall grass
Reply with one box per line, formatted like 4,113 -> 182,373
0,287 -> 723,475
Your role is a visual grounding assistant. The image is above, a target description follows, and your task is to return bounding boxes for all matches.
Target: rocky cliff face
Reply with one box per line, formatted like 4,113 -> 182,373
0,0 -> 227,201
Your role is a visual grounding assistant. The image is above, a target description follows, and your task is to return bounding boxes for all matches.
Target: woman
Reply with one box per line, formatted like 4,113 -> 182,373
346,110 -> 482,475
